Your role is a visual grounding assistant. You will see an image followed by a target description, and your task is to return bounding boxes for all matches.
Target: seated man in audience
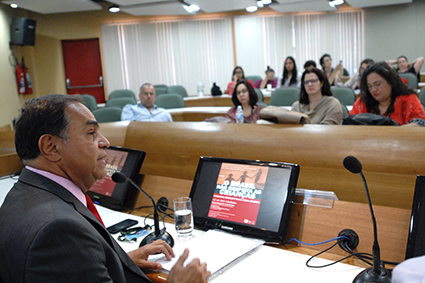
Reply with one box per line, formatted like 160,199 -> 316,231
386,55 -> 424,87
0,94 -> 210,282
121,83 -> 173,122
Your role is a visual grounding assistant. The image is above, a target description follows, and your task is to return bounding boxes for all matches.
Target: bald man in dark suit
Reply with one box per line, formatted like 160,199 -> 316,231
0,94 -> 210,283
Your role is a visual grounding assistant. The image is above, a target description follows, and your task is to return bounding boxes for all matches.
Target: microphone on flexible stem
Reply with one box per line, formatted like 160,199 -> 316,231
343,156 -> 391,283
111,172 -> 174,248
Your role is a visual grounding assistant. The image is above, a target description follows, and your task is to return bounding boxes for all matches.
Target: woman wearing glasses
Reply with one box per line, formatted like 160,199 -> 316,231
227,66 -> 255,95
349,62 -> 425,125
226,79 -> 264,123
291,68 -> 342,125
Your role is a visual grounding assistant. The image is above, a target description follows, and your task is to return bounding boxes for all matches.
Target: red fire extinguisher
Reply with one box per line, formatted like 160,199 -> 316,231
15,57 -> 33,95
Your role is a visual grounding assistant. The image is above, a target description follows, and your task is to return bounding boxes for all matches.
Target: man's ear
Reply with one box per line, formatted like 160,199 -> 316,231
38,134 -> 61,162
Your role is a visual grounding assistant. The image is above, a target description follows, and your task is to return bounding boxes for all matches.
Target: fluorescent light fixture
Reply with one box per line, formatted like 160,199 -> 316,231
329,0 -> 344,7
108,5 -> 120,13
184,4 -> 200,13
10,3 -> 18,8
246,6 -> 258,12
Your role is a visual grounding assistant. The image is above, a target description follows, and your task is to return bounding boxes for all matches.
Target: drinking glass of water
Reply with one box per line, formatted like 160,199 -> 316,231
173,197 -> 194,238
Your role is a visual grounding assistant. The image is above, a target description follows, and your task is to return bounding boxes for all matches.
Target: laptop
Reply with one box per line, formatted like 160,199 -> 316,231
189,156 -> 300,243
405,175 -> 425,259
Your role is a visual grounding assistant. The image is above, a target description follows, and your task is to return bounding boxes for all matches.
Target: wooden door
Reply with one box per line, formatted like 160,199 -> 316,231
62,38 -> 105,103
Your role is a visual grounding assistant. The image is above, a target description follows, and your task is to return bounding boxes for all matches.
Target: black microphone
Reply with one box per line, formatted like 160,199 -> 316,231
343,156 -> 391,283
112,172 -> 174,248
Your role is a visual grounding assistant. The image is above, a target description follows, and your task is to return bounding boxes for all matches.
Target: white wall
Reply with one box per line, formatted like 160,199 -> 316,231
364,0 -> 425,64
0,5 -> 22,128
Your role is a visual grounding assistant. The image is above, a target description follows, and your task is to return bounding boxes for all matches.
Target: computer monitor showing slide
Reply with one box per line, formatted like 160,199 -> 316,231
189,156 -> 299,243
88,146 -> 145,211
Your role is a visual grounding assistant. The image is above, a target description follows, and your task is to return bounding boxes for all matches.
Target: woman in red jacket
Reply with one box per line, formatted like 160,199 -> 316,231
349,61 -> 425,125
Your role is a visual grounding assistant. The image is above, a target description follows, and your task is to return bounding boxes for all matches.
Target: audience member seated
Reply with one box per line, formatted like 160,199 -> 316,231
227,66 -> 255,95
0,94 -> 209,282
349,61 -> 425,125
226,79 -> 264,123
343,58 -> 375,91
255,66 -> 278,89
387,55 -> 424,84
121,83 -> 173,122
303,60 -> 317,70
277,56 -> 302,88
291,67 -> 342,125
320,53 -> 344,86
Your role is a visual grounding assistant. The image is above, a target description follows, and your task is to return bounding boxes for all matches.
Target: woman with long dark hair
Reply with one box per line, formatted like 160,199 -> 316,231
349,61 -> 425,125
277,56 -> 301,88
226,66 -> 255,95
226,79 -> 264,123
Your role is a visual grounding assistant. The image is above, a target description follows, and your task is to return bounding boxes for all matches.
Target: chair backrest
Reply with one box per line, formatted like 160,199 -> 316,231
92,107 -> 122,123
155,93 -> 186,109
419,87 -> 425,105
254,88 -> 268,107
399,73 -> 418,89
245,75 -> 262,85
340,102 -> 349,118
269,87 -> 300,107
331,87 -> 356,106
109,89 -> 136,101
106,97 -> 137,109
254,88 -> 264,102
166,85 -> 188,98
80,94 -> 98,111
154,84 -> 168,95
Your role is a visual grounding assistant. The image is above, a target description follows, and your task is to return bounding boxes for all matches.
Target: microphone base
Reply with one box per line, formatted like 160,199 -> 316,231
353,267 -> 391,283
139,230 -> 175,249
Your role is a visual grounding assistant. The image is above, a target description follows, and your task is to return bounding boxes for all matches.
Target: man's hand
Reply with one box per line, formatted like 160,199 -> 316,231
127,240 -> 175,270
167,248 -> 211,283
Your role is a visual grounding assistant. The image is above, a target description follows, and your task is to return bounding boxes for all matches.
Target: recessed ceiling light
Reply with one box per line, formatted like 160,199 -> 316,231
246,6 -> 258,12
10,3 -> 18,9
108,5 -> 120,13
329,0 -> 344,7
184,4 -> 200,13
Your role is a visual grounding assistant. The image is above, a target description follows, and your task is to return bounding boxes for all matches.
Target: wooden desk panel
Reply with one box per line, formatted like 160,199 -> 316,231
184,95 -> 270,107
123,122 -> 425,209
184,96 -> 233,107
0,130 -> 23,176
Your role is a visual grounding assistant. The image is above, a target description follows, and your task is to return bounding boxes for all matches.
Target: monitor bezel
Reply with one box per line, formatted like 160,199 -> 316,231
405,175 -> 425,259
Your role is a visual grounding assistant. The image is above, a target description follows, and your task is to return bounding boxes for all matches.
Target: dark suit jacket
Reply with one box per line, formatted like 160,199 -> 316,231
0,168 -> 151,283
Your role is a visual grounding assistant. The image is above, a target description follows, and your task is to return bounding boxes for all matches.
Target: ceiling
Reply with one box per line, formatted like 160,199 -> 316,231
1,0 -> 413,16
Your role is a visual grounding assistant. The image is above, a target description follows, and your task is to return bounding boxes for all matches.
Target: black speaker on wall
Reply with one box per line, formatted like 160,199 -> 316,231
10,17 -> 36,46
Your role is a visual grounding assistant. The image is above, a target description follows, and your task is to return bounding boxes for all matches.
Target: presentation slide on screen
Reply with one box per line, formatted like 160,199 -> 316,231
90,149 -> 128,196
208,162 -> 268,226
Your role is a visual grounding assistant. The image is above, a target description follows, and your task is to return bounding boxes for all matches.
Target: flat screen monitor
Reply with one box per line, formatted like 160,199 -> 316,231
406,175 -> 425,259
87,146 -> 145,211
189,156 -> 299,243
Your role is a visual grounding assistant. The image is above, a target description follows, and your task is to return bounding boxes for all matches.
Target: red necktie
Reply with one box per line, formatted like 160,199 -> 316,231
85,194 -> 105,226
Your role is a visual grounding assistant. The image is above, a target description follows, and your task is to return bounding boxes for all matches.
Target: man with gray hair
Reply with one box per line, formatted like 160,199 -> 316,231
121,83 -> 173,122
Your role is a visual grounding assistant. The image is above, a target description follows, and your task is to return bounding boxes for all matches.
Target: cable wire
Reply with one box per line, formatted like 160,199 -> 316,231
284,236 -> 350,246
